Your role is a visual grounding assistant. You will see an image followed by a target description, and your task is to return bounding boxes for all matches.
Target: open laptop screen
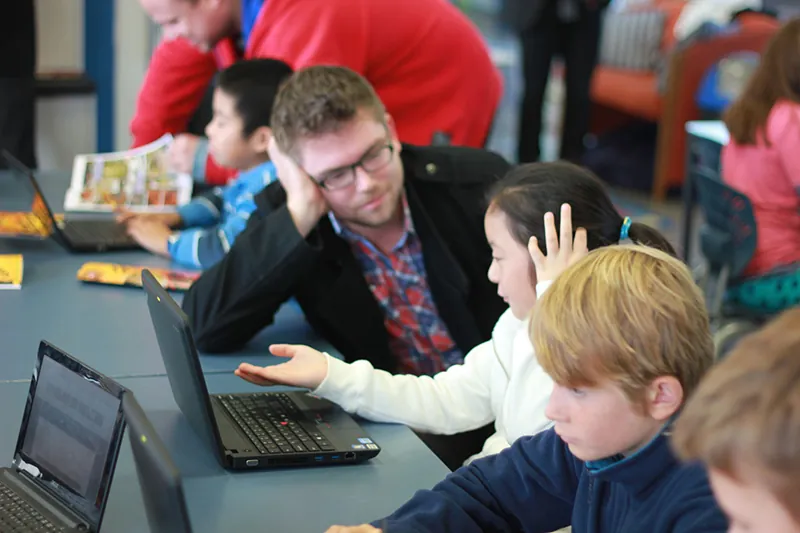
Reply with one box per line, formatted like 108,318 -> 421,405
1,150 -> 58,234
13,342 -> 126,530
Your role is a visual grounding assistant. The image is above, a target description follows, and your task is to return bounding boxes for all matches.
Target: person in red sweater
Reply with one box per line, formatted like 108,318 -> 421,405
134,0 -> 503,187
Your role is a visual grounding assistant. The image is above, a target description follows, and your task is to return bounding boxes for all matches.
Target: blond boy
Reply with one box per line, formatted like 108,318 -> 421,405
327,245 -> 726,533
674,308 -> 800,533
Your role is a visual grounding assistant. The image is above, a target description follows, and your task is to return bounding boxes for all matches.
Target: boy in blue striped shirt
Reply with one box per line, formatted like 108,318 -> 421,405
119,58 -> 292,268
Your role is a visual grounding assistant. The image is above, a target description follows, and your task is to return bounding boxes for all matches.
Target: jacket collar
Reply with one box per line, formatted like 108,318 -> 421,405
585,429 -> 677,497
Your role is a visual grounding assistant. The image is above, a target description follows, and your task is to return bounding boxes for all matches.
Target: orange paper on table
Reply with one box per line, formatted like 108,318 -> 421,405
77,262 -> 200,291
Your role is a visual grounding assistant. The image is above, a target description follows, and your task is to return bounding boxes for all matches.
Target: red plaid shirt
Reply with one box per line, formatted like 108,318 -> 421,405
329,197 -> 463,375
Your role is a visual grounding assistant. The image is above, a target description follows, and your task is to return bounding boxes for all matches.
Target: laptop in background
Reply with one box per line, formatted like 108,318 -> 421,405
141,269 -> 381,470
0,150 -> 138,252
0,341 -> 127,532
122,392 -> 193,533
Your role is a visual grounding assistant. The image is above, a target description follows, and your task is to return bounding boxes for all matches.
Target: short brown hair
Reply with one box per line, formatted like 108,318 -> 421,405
531,245 -> 713,411
270,66 -> 386,158
673,309 -> 800,523
725,18 -> 800,146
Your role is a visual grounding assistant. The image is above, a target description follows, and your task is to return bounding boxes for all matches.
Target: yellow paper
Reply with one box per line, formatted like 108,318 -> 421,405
0,254 -> 24,289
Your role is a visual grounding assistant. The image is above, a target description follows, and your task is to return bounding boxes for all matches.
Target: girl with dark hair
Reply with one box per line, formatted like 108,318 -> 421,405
489,161 -> 676,262
721,18 -> 800,312
233,161 -> 676,468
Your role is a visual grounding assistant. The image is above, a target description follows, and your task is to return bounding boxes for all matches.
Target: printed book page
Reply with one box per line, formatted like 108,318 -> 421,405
64,134 -> 193,213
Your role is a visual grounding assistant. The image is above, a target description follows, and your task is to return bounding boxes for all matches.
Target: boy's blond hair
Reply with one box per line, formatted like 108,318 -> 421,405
531,245 -> 713,411
673,309 -> 800,523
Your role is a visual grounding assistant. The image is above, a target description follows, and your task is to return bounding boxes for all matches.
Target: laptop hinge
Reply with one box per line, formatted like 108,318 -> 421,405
3,469 -> 87,529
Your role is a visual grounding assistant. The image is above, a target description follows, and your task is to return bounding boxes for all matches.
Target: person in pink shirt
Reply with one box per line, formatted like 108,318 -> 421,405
721,18 -> 800,313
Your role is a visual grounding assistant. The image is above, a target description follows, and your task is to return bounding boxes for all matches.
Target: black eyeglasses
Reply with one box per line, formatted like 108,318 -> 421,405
308,141 -> 395,190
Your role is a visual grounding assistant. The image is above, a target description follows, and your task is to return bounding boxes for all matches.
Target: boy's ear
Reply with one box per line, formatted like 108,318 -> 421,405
249,126 -> 272,155
647,376 -> 683,422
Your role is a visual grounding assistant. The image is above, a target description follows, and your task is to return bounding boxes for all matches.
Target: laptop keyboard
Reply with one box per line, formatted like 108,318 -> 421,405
63,220 -> 134,246
0,482 -> 65,532
219,394 -> 337,455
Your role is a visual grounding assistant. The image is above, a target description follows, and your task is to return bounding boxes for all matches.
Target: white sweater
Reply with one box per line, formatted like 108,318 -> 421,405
313,282 -> 554,463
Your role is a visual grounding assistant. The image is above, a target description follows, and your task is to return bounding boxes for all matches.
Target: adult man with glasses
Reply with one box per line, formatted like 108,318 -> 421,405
184,65 -> 509,371
182,66 -> 510,468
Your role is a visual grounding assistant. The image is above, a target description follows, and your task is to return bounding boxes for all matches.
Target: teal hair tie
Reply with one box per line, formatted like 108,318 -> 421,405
619,217 -> 632,241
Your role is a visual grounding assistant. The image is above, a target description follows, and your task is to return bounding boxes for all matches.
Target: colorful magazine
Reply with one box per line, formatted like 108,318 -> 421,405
0,255 -> 24,289
77,262 -> 200,291
65,134 -> 193,213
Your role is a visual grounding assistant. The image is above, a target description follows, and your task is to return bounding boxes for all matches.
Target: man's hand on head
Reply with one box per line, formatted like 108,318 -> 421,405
268,137 -> 329,237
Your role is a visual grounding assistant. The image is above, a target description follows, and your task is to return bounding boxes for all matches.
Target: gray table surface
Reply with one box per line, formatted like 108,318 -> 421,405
0,373 -> 450,532
0,171 -> 335,381
0,170 -> 450,531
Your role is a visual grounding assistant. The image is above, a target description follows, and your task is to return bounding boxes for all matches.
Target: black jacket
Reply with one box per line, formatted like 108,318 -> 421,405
182,144 -> 511,373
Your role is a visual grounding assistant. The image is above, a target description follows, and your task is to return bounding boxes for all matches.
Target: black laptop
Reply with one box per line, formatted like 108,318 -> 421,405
0,341 -> 127,532
122,392 -> 193,533
1,150 -> 138,252
141,269 -> 381,470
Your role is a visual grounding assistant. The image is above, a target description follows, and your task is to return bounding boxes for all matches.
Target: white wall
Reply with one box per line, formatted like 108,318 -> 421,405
36,0 -> 84,73
35,0 -> 96,171
114,0 -> 151,151
33,0 -> 153,170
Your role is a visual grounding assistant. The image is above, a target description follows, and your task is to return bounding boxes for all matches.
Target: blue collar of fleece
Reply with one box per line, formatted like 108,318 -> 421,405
584,425 -> 677,496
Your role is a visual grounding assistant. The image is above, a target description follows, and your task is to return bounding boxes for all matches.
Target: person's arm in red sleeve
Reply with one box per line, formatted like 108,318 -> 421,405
247,0 -> 367,71
129,37 -> 217,148
131,37 -> 236,185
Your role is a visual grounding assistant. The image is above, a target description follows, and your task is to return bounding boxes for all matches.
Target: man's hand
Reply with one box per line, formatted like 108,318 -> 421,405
167,134 -> 203,175
235,344 -> 329,390
527,203 -> 588,284
325,525 -> 382,533
268,137 -> 329,237
126,218 -> 173,256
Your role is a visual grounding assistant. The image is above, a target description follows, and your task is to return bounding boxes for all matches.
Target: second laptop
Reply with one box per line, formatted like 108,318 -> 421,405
141,269 -> 381,470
